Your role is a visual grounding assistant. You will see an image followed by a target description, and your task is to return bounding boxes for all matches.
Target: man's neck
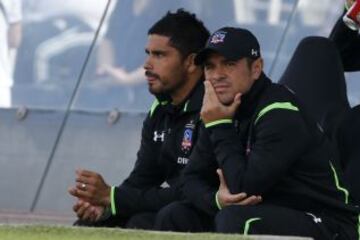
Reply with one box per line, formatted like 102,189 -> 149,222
171,74 -> 201,105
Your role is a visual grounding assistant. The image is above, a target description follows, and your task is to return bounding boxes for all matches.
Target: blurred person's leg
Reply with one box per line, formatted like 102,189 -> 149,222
329,0 -> 360,72
125,212 -> 156,230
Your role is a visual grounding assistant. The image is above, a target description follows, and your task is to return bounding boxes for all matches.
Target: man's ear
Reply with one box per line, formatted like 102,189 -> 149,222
184,53 -> 199,73
251,58 -> 264,80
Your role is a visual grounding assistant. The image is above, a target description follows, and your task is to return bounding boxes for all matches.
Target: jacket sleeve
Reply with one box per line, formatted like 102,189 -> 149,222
207,109 -> 310,196
112,114 -> 180,217
183,124 -> 220,216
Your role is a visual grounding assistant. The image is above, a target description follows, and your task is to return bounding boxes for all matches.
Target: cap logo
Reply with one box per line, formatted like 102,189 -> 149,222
210,31 -> 226,44
251,49 -> 258,57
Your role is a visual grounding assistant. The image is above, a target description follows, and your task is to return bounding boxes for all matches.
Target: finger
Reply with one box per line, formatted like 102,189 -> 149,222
216,169 -> 227,190
75,175 -> 93,185
89,209 -> 97,222
73,201 -> 82,212
70,188 -> 94,203
227,92 -> 242,114
94,207 -> 104,222
77,202 -> 90,219
68,187 -> 77,196
202,81 -> 211,106
73,204 -> 79,213
236,195 -> 261,206
82,205 -> 94,221
76,169 -> 98,180
204,81 -> 219,102
76,183 -> 98,197
225,192 -> 247,203
76,169 -> 98,177
69,187 -> 84,199
76,182 -> 91,191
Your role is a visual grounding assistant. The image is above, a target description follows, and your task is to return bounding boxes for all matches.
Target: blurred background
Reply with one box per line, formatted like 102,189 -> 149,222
0,0 -> 358,221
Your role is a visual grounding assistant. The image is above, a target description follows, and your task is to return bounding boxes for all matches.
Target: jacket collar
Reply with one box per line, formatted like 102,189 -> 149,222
235,72 -> 272,120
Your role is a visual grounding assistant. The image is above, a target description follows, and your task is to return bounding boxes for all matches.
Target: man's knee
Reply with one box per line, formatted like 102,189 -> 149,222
126,212 -> 155,230
154,202 -> 186,231
215,205 -> 238,233
215,205 -> 257,233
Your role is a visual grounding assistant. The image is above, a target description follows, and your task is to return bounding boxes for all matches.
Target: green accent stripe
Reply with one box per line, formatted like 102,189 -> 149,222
330,162 -> 349,204
358,214 -> 360,240
110,186 -> 117,215
183,101 -> 189,112
205,119 -> 232,128
150,100 -> 168,117
215,191 -> 222,210
243,217 -> 261,235
150,99 -> 160,118
255,102 -> 299,125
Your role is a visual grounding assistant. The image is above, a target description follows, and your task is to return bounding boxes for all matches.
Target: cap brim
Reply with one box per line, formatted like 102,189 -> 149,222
195,46 -> 245,66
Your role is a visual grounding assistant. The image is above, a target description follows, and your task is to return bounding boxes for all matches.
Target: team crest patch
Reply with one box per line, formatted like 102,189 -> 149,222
210,31 -> 226,44
181,122 -> 195,154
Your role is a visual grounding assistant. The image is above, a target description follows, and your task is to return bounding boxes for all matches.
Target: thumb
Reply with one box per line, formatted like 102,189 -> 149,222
216,169 -> 228,190
68,187 -> 77,196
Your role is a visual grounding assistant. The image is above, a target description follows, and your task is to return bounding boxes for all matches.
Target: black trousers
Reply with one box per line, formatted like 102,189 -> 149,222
215,204 -> 357,240
74,212 -> 156,230
154,201 -> 214,232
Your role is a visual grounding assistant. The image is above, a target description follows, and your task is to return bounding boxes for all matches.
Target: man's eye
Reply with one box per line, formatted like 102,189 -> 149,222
204,64 -> 213,70
154,52 -> 164,57
225,61 -> 236,66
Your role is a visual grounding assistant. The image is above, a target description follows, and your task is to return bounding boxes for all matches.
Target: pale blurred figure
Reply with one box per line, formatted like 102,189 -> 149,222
0,0 -> 22,107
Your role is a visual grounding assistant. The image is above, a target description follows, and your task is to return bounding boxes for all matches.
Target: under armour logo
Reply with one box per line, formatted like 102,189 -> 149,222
251,49 -> 258,57
153,131 -> 165,142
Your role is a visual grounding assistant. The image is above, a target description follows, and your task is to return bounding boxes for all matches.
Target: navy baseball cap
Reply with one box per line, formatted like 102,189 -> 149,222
195,27 -> 261,65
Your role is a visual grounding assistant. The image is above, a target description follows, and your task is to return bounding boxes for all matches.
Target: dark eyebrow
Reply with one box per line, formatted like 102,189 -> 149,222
152,50 -> 166,55
222,59 -> 236,64
145,49 -> 167,55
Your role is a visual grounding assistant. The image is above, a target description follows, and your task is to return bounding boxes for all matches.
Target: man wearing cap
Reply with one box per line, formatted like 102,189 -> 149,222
157,27 -> 359,239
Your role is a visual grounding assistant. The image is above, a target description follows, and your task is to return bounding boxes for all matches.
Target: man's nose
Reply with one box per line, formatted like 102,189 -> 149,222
143,56 -> 152,70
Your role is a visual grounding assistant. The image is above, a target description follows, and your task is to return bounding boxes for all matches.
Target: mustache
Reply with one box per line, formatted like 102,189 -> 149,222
145,71 -> 160,79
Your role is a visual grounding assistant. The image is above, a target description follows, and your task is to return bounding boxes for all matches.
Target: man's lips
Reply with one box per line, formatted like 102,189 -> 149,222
212,83 -> 230,93
145,71 -> 159,83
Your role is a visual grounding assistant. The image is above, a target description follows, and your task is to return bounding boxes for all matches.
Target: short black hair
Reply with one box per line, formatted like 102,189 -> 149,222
245,57 -> 257,69
148,9 -> 210,59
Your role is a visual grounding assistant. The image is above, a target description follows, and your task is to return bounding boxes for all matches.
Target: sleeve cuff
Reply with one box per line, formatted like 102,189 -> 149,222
215,191 -> 222,210
205,119 -> 232,128
110,186 -> 117,215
